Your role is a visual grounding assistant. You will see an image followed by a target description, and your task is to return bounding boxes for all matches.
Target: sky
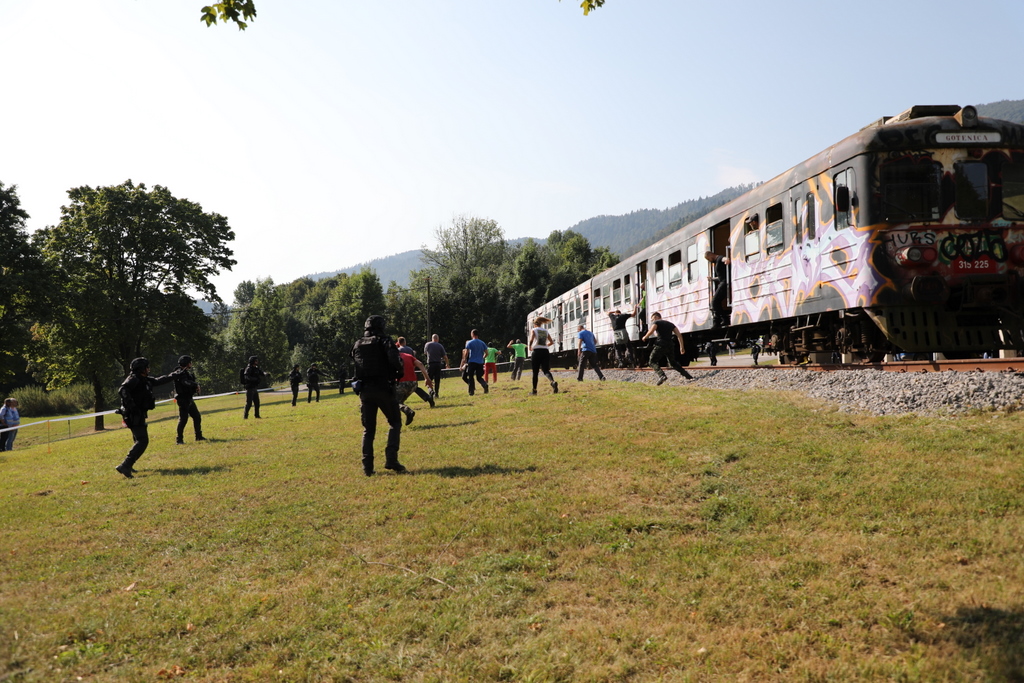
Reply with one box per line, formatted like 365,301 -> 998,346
2,0 -> 1021,301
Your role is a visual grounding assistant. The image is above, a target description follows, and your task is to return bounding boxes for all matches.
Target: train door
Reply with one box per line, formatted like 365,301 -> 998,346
556,302 -> 564,351
636,261 -> 649,337
707,219 -> 731,323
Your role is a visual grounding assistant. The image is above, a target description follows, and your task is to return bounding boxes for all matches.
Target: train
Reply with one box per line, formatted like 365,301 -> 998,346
528,105 -> 1024,365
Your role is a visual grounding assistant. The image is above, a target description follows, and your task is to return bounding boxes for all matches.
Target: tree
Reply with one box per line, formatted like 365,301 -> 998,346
0,182 -> 47,381
31,180 -> 236,429
201,0 -> 604,30
226,277 -> 290,379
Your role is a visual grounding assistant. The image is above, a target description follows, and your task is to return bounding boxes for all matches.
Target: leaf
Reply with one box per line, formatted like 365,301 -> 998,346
123,582 -> 137,592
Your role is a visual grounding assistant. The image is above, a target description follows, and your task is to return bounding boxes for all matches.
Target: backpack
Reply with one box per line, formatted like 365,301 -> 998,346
352,334 -> 403,381
239,366 -> 247,385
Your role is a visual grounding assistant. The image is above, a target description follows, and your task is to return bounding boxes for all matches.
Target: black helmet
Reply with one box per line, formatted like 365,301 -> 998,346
178,355 -> 192,367
248,356 -> 259,364
130,357 -> 150,373
364,315 -> 387,334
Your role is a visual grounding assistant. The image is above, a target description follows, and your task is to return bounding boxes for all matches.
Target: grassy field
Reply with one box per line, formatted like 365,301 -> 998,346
1,377 -> 1023,681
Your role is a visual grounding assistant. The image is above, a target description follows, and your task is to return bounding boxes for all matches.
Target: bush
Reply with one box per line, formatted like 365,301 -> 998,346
12,384 -> 114,417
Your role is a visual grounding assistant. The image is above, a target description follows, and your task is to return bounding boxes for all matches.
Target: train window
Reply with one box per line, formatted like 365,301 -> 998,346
686,243 -> 699,282
805,192 -> 816,240
593,289 -> 601,312
612,279 -> 622,307
655,259 -> 665,292
668,251 -> 683,288
624,274 -> 632,304
582,293 -> 590,319
765,203 -> 784,254
954,161 -> 989,220
744,215 -> 761,262
1005,163 -> 1024,219
603,289 -> 611,311
834,169 -> 856,229
880,158 -> 942,222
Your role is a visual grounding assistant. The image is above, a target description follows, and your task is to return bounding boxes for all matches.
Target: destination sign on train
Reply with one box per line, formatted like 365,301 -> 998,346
935,131 -> 1001,143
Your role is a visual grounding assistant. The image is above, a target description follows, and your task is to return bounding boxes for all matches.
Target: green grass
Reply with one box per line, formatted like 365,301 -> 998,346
2,377 -> 1023,681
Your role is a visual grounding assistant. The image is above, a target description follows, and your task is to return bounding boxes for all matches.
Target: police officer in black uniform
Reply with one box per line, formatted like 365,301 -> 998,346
115,357 -> 178,478
289,365 -> 302,406
352,315 -> 405,476
173,355 -> 206,444
242,356 -> 269,419
306,363 -> 321,403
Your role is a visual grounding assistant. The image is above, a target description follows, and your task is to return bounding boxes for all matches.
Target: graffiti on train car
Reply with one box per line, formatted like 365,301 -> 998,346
937,229 -> 1007,263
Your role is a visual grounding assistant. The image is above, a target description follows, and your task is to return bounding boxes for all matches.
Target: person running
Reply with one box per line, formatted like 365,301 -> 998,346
484,344 -> 499,384
423,334 -> 448,398
173,355 -> 205,444
642,312 -> 694,385
395,351 -> 435,425
506,339 -> 528,380
461,329 -> 489,396
306,363 -> 321,403
576,324 -> 606,382
289,365 -> 302,406
528,317 -> 558,395
114,357 -> 179,478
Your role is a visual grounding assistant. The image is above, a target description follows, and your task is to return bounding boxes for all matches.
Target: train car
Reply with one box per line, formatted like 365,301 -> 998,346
528,105 -> 1024,364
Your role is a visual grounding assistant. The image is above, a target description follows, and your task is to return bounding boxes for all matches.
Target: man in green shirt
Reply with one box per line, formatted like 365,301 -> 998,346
506,339 -> 528,380
484,344 -> 500,384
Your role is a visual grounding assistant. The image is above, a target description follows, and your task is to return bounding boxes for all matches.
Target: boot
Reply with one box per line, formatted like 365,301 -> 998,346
362,455 -> 375,477
196,434 -> 206,441
115,457 -> 135,479
384,453 -> 407,473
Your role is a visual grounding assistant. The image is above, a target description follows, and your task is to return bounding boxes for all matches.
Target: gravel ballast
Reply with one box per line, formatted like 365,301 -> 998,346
555,367 -> 1024,416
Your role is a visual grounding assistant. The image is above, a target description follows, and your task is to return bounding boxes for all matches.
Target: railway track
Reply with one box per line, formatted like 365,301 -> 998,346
682,357 -> 1024,374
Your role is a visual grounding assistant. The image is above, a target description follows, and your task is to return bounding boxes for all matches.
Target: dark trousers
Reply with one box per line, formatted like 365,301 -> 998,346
125,421 -> 150,466
577,350 -> 605,381
291,383 -> 300,406
244,388 -> 261,418
308,384 -> 320,403
531,348 -> 554,391
176,399 -> 203,441
427,362 -> 443,396
462,361 -> 487,394
511,357 -> 525,380
649,343 -> 692,380
360,382 -> 402,460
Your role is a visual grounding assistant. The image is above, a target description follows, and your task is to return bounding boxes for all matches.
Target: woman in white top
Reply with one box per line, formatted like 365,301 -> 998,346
528,317 -> 558,395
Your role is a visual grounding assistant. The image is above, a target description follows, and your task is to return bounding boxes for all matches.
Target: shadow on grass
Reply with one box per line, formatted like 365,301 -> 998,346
150,465 -> 231,476
939,605 -> 1024,680
411,420 -> 480,431
415,463 -> 537,478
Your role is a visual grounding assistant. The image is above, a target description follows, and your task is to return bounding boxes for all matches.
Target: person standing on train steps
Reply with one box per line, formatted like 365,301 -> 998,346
576,324 -> 606,382
114,357 -> 179,478
289,365 -> 302,406
608,303 -> 638,368
642,312 -> 694,385
528,317 -> 559,395
423,334 -> 448,398
306,363 -> 321,403
507,339 -> 528,380
461,329 -> 489,396
705,251 -> 731,329
173,355 -> 205,445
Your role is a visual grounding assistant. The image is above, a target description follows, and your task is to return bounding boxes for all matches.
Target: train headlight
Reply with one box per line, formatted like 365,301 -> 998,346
895,246 -> 937,266
955,105 -> 979,129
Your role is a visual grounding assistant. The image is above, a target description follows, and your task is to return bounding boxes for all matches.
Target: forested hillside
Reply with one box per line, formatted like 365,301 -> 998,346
978,99 -> 1024,123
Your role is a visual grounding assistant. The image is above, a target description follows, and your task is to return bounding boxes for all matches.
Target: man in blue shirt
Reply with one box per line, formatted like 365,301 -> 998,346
576,324 -> 606,382
460,329 -> 490,396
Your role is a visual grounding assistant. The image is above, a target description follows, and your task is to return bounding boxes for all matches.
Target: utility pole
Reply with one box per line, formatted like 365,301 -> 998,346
425,276 -> 431,340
